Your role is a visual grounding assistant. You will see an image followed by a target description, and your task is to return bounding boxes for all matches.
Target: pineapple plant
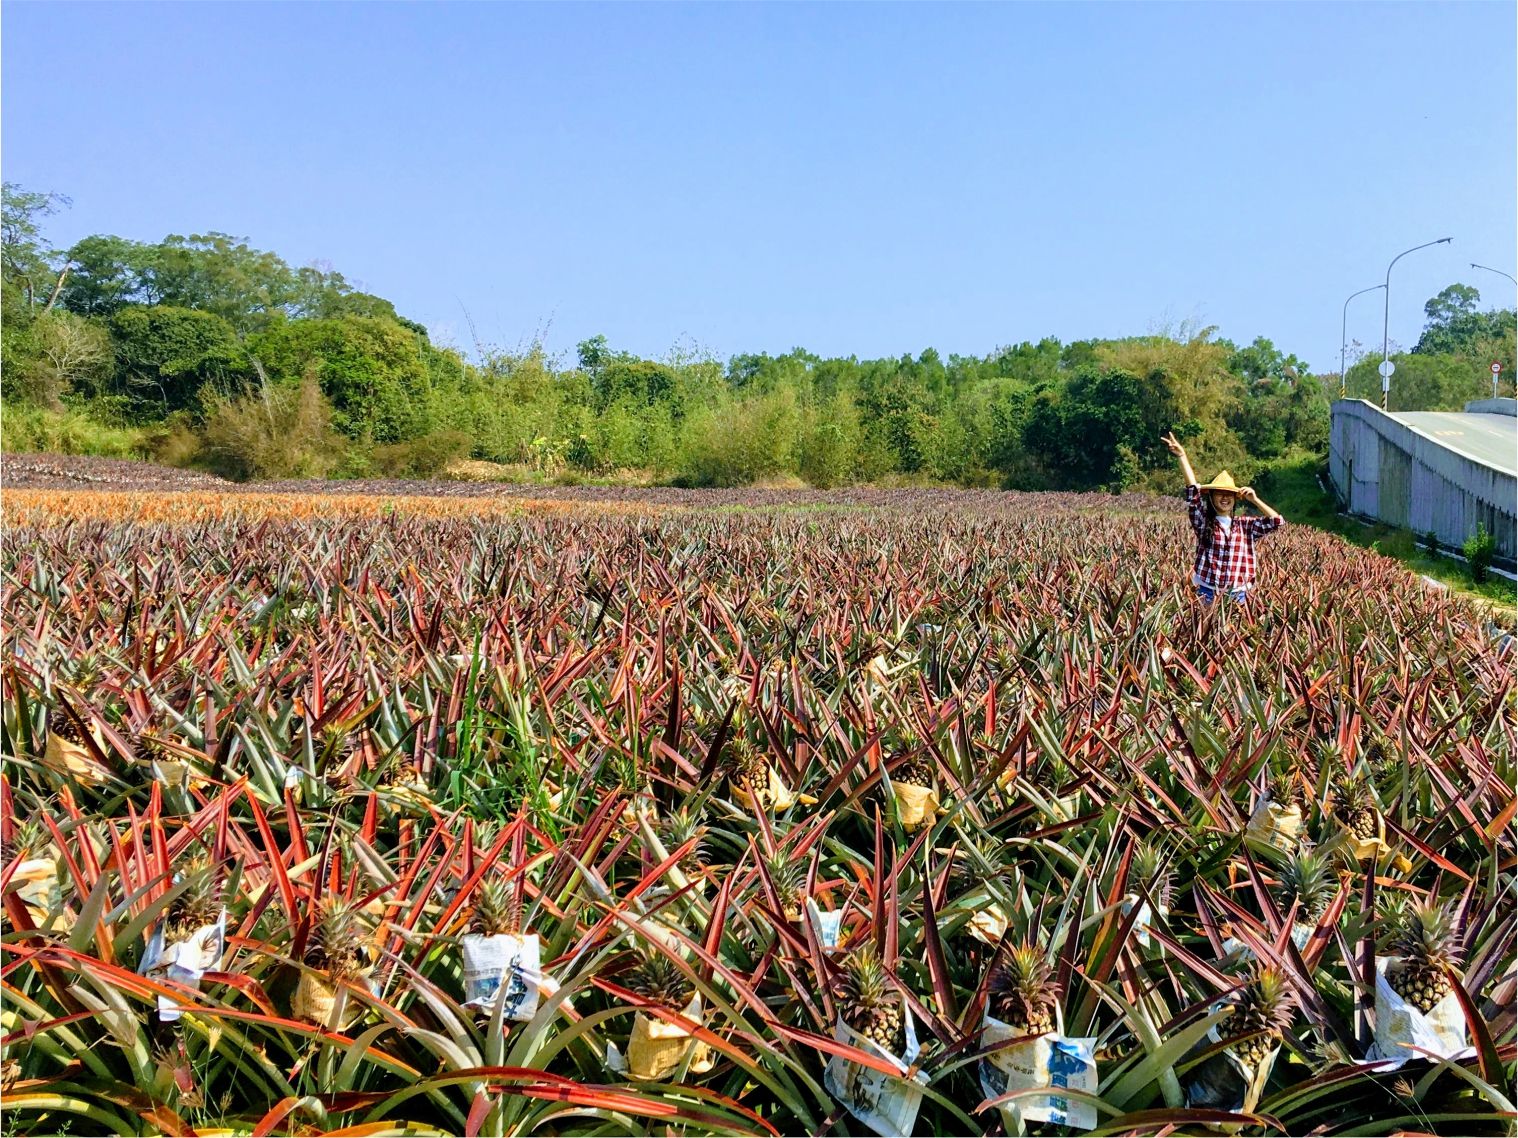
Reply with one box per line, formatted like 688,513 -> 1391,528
834,946 -> 905,1054
892,735 -> 934,790
1268,766 -> 1304,812
762,851 -> 806,919
623,949 -> 695,1012
987,942 -> 1059,1036
471,876 -> 521,938
1276,846 -> 1336,925
1219,967 -> 1296,1069
659,807 -> 709,875
725,737 -> 772,808
1131,839 -> 1173,913
164,858 -> 224,944
1386,901 -> 1462,1014
305,897 -> 371,983
1329,772 -> 1381,844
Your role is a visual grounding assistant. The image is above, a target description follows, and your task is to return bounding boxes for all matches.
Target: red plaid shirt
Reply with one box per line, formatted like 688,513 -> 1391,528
1185,485 -> 1283,591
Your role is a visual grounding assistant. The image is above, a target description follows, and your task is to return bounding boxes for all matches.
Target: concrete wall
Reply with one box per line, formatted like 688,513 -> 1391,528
1329,400 -> 1516,566
1464,398 -> 1517,417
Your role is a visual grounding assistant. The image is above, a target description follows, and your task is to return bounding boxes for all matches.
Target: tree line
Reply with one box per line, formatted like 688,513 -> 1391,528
3,182 -> 1513,487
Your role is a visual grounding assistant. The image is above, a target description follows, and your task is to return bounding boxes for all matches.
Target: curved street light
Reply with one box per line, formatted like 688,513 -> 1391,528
1382,238 -> 1453,409
1469,264 -> 1516,397
1469,262 -> 1518,287
1341,284 -> 1386,399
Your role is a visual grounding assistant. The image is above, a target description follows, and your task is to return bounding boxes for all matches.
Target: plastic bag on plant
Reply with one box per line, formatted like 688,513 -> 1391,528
139,911 -> 226,1023
1365,956 -> 1472,1068
1184,1018 -> 1277,1114
978,1013 -> 1098,1131
1120,894 -> 1166,950
461,932 -> 544,1022
823,1009 -> 926,1137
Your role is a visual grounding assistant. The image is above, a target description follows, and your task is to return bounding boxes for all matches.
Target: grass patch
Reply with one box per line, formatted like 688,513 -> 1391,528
0,402 -> 150,459
1257,449 -> 1516,609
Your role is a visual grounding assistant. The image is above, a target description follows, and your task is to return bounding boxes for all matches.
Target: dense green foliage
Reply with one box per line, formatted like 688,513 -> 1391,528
4,182 -> 1514,486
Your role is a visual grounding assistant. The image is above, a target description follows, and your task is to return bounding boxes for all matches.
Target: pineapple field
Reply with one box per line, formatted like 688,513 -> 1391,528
1,486 -> 1514,1136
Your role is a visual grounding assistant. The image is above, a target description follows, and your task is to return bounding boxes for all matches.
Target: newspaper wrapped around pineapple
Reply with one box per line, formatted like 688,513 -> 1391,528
1221,922 -> 1315,963
139,911 -> 226,1024
1244,795 -> 1302,852
1120,894 -> 1165,950
805,901 -> 845,949
1365,956 -> 1472,1068
605,995 -> 714,1081
823,1010 -> 926,1138
979,1015 -> 1099,1132
461,932 -> 545,1023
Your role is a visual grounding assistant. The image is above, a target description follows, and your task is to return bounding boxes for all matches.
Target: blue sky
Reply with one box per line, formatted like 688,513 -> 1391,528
4,2 -> 1514,372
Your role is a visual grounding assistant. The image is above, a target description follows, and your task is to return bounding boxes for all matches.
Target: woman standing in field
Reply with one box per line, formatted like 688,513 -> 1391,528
1162,432 -> 1284,604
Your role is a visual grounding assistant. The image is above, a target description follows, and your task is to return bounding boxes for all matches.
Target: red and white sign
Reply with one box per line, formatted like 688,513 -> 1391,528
1492,362 -> 1503,375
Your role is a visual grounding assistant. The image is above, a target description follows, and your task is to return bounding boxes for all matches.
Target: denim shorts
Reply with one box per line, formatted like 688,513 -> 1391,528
1197,582 -> 1250,604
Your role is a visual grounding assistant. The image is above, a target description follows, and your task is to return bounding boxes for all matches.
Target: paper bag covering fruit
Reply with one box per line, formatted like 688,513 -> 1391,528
139,911 -> 227,1024
43,730 -> 111,786
1365,955 -> 1472,1068
461,932 -> 545,1023
10,857 -> 63,926
606,995 -> 714,1081
893,780 -> 941,832
979,1015 -> 1099,1132
732,764 -> 816,814
823,1010 -> 925,1138
1245,796 -> 1302,852
965,902 -> 1011,947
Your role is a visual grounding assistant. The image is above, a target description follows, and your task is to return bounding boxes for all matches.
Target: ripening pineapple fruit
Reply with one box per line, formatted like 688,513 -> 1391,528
165,858 -> 223,943
987,942 -> 1059,1036
892,739 -> 934,790
1330,773 -> 1380,841
659,807 -> 709,875
1386,901 -> 1462,1014
602,752 -> 649,796
834,946 -> 905,1054
1277,846 -> 1337,924
47,708 -> 84,745
1219,967 -> 1296,1069
724,738 -> 771,807
471,877 -> 521,938
623,950 -> 695,1012
949,833 -> 1013,897
305,898 -> 370,983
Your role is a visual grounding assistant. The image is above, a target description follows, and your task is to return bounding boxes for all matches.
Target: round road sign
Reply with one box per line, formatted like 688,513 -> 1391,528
1492,362 -> 1503,374
1378,359 -> 1396,378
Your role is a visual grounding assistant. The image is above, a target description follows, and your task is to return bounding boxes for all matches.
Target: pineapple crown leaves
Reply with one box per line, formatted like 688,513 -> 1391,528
1226,966 -> 1298,1038
986,940 -> 1060,1027
1276,845 -> 1339,919
1389,899 -> 1464,970
621,947 -> 697,1011
832,943 -> 898,1008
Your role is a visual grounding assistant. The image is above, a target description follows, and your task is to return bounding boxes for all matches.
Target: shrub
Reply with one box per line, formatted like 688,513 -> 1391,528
199,376 -> 346,481
369,430 -> 472,478
1464,523 -> 1496,584
0,401 -> 147,457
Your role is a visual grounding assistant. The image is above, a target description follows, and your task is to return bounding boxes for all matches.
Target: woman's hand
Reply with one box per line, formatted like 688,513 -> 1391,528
1161,432 -> 1187,457
1239,486 -> 1259,504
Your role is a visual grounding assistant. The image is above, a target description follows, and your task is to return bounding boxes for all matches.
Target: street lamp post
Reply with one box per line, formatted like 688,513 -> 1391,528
1341,284 -> 1386,399
1382,238 -> 1453,409
1469,264 -> 1517,398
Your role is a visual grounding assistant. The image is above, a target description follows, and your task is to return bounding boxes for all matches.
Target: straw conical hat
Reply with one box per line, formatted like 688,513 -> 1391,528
1199,470 -> 1240,493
